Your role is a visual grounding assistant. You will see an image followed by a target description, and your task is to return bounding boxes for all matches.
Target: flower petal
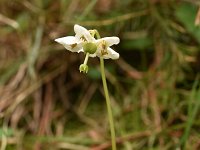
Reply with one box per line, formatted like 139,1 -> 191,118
55,36 -> 76,45
77,48 -> 84,53
55,36 -> 82,52
96,37 -> 120,47
103,48 -> 119,59
96,47 -> 119,59
74,24 -> 95,42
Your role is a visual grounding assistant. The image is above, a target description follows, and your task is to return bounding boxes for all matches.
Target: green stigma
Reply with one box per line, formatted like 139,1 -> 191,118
79,64 -> 88,73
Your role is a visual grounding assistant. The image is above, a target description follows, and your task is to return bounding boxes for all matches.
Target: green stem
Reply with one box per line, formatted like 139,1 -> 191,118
84,53 -> 90,65
95,30 -> 116,150
100,57 -> 117,150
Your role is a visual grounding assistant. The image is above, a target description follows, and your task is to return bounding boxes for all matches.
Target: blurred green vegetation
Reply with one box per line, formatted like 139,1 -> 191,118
0,0 -> 200,149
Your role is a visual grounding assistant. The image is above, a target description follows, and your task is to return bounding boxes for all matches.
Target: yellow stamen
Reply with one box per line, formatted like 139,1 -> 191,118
70,43 -> 77,49
100,40 -> 108,56
80,36 -> 87,42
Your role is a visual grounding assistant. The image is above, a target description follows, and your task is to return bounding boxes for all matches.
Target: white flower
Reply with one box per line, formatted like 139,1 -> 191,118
55,24 -> 120,59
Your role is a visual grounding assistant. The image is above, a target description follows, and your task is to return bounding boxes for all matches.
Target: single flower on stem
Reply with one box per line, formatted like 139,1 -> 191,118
55,24 -> 120,73
55,24 -> 119,150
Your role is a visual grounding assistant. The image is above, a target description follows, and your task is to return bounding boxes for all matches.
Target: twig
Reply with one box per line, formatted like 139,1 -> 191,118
91,130 -> 151,150
2,64 -> 68,117
116,58 -> 143,80
0,14 -> 19,29
195,7 -> 200,26
57,142 -> 90,150
182,0 -> 200,5
66,10 -> 148,26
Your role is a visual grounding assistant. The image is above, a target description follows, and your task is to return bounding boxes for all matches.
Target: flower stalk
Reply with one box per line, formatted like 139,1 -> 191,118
83,53 -> 90,65
55,25 -> 119,150
95,30 -> 117,150
100,57 -> 117,150
79,53 -> 90,73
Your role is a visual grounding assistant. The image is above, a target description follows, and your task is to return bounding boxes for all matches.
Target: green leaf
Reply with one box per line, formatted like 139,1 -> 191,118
17,13 -> 30,32
88,67 -> 101,80
0,128 -> 14,137
175,3 -> 200,43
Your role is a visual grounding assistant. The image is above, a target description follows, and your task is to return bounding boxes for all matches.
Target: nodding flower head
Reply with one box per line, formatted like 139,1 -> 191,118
55,24 -> 120,73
